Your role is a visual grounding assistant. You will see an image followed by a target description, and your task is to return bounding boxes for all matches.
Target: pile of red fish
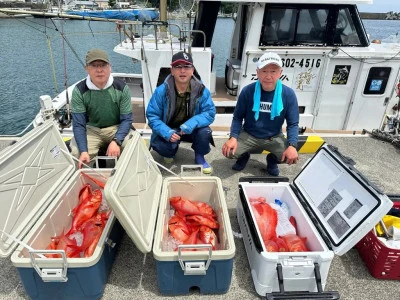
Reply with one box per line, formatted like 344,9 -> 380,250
167,196 -> 220,251
250,197 -> 309,252
45,174 -> 109,258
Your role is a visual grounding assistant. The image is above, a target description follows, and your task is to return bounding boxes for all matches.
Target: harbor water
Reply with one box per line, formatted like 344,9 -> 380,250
0,17 -> 399,135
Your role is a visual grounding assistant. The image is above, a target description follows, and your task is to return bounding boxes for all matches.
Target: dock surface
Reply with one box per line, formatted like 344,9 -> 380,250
0,135 -> 399,299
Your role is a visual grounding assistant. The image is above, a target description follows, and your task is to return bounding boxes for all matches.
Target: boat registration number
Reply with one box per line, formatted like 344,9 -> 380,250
282,58 -> 322,68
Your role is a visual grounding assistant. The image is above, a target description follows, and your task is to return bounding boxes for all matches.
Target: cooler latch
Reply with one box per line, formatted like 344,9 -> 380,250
177,244 -> 212,275
266,263 -> 339,300
29,250 -> 68,282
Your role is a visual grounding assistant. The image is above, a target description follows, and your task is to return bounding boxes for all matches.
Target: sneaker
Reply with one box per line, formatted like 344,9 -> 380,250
163,156 -> 174,164
232,152 -> 250,171
195,153 -> 212,174
266,154 -> 280,176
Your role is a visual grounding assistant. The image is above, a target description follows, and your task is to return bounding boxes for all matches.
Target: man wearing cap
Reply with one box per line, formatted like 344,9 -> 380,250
146,51 -> 216,174
222,52 -> 299,175
70,48 -> 133,168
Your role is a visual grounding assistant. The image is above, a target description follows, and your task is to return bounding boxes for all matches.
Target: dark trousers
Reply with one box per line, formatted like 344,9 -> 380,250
151,126 -> 213,158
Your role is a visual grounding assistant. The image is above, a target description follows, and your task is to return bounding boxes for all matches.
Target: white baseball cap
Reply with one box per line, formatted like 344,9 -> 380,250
257,52 -> 283,69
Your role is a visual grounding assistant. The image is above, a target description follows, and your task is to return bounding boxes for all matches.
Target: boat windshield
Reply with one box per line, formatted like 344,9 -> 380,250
259,4 -> 368,47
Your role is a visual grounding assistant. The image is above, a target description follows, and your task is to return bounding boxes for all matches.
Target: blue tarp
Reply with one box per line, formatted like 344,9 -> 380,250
66,9 -> 159,21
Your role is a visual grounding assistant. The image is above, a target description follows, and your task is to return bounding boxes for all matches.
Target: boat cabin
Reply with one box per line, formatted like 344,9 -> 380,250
40,0 -> 399,134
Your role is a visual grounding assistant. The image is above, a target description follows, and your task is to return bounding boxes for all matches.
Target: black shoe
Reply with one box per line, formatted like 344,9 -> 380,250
232,152 -> 250,171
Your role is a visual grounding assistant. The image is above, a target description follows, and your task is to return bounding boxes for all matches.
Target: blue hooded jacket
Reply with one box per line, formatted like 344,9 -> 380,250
146,75 -> 216,143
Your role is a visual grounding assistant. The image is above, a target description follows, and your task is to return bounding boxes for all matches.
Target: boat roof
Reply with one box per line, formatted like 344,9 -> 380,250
200,0 -> 373,4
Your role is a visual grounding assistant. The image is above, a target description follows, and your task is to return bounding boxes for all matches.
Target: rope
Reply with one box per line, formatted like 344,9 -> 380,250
46,36 -> 59,94
0,121 -> 34,137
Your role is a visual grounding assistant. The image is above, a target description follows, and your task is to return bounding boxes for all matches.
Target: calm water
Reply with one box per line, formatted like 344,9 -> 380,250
0,18 -> 398,134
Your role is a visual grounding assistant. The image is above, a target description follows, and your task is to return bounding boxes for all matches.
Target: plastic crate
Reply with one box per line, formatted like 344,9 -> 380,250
356,202 -> 400,280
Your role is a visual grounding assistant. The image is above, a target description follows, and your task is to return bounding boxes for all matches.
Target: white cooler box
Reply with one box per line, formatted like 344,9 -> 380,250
104,134 -> 236,295
0,121 -> 126,300
237,144 -> 393,299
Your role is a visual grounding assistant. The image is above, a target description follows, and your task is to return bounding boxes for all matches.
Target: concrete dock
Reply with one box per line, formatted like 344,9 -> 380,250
0,135 -> 399,299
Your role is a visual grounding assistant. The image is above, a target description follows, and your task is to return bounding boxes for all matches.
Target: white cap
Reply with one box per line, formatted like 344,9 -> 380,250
257,52 -> 283,69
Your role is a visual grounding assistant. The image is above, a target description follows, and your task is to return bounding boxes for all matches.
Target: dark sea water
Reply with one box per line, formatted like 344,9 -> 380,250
0,18 -> 398,134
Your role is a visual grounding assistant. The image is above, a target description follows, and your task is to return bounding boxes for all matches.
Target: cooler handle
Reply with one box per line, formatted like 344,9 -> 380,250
239,176 -> 289,183
29,250 -> 68,282
266,263 -> 339,300
181,164 -> 203,176
177,244 -> 212,275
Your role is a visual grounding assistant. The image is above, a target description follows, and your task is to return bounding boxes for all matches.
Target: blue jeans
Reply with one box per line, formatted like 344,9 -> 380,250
151,126 -> 213,158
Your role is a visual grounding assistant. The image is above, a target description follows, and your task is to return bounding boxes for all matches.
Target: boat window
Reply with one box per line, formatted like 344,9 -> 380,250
363,67 -> 392,95
259,5 -> 367,47
333,9 -> 361,45
296,9 -> 328,44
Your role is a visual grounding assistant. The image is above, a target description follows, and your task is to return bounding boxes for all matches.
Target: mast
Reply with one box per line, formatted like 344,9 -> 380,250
160,0 -> 167,37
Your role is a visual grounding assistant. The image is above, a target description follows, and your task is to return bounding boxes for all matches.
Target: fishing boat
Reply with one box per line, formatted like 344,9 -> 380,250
26,0 -> 400,142
0,2 -> 400,300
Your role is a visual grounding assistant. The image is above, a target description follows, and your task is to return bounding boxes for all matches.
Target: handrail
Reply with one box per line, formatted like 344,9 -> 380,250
181,30 -> 207,51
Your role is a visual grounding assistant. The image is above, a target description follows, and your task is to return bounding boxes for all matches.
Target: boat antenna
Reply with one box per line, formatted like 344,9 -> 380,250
179,0 -> 196,53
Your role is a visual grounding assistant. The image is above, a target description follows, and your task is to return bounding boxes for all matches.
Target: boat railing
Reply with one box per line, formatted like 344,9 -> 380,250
116,20 -> 207,51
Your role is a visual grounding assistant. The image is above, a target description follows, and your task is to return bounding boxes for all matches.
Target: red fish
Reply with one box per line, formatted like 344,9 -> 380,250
53,231 -> 81,258
289,216 -> 297,234
198,225 -> 218,250
182,229 -> 199,247
169,196 -> 202,216
251,202 -> 278,241
193,201 -> 217,218
79,184 -> 92,204
272,237 -> 288,252
44,238 -> 59,258
81,172 -> 106,189
68,189 -> 102,235
79,220 -> 104,258
281,234 -> 308,252
249,197 -> 267,204
186,215 -> 219,229
264,239 -> 279,252
169,197 -> 216,218
84,232 -> 102,257
168,215 -> 191,242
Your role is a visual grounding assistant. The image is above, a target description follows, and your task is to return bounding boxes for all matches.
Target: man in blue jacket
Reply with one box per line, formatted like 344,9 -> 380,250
70,48 -> 133,168
222,52 -> 299,176
146,51 -> 216,174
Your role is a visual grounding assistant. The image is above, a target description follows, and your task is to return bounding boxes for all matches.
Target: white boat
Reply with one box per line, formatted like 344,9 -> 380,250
31,0 -> 400,140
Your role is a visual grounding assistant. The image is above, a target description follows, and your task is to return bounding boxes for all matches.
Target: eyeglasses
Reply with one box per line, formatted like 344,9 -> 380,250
88,62 -> 109,69
173,65 -> 193,70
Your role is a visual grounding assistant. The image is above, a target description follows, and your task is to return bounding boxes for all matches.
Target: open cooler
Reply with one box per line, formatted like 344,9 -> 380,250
104,135 -> 236,295
0,121 -> 126,300
237,144 -> 393,298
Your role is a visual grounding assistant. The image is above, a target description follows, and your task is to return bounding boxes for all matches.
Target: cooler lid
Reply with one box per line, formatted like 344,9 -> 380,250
104,131 -> 162,254
0,121 -> 75,258
293,143 -> 393,256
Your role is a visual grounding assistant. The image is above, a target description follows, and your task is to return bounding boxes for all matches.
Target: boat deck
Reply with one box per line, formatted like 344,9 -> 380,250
0,135 -> 399,299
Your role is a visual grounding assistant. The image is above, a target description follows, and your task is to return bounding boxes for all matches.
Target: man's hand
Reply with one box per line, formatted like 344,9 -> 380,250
281,145 -> 299,165
106,141 -> 121,158
222,137 -> 238,157
169,132 -> 181,143
78,152 -> 90,169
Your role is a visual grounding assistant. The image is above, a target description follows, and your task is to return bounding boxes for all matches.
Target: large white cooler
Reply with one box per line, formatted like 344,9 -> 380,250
237,144 -> 393,298
0,121 -> 126,299
104,133 -> 236,295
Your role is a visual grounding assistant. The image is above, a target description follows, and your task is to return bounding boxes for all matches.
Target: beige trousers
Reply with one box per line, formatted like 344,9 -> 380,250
70,124 -> 131,160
